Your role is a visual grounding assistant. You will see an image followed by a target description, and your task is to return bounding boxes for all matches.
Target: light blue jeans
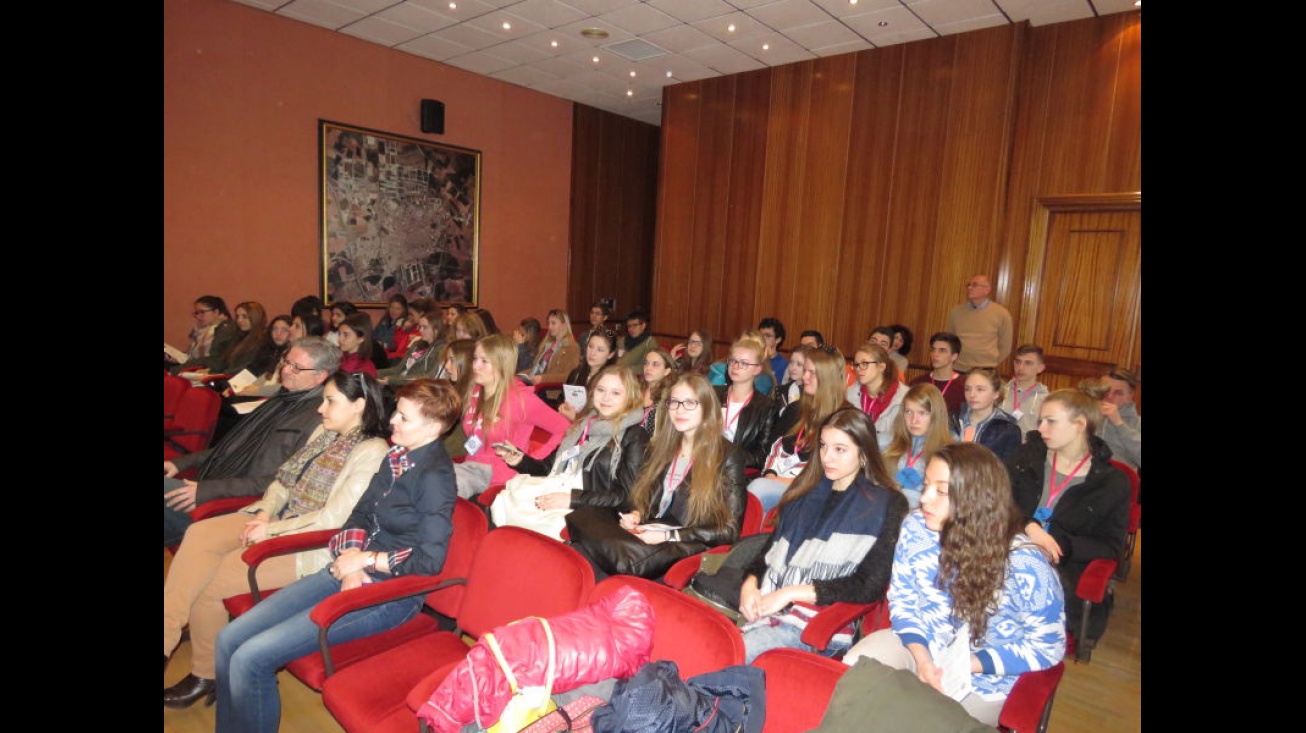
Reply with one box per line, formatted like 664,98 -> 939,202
747,477 -> 790,515
214,567 -> 423,733
742,619 -> 847,664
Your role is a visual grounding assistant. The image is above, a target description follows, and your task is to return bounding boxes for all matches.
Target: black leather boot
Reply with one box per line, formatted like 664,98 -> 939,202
163,674 -> 216,709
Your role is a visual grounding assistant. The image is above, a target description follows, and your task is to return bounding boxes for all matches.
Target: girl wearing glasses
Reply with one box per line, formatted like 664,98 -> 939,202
750,345 -> 848,515
843,443 -> 1066,727
716,336 -> 776,471
671,328 -> 713,377
566,373 -> 748,580
169,295 -> 238,373
846,342 -> 907,451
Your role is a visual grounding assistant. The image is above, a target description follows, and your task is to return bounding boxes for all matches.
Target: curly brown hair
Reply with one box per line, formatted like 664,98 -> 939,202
932,442 -> 1026,641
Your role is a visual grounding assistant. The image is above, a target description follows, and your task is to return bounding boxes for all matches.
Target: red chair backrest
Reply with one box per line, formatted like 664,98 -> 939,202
163,372 -> 191,431
998,661 -> 1065,733
455,526 -> 596,640
752,648 -> 849,733
165,385 -> 223,456
424,497 -> 491,619
741,492 -> 767,536
1108,459 -> 1140,507
588,575 -> 744,678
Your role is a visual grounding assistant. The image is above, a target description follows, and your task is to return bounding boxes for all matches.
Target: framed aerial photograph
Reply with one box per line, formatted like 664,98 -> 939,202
319,119 -> 481,307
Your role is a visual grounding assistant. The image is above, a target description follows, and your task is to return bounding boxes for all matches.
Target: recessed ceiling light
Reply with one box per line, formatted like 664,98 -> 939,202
665,70 -> 673,78
727,23 -> 736,33
550,40 -> 558,48
629,70 -> 637,78
849,0 -> 858,5
626,90 -> 634,97
448,2 -> 456,9
762,43 -> 770,51
580,28 -> 609,40
592,55 -> 600,64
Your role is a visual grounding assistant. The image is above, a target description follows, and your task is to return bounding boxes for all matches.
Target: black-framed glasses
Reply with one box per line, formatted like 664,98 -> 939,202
192,307 -> 216,316
853,360 -> 881,371
665,399 -> 700,411
686,339 -> 704,346
280,357 -> 321,374
726,358 -> 759,368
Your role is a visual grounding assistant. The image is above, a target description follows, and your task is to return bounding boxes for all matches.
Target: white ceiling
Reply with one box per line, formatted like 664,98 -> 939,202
229,0 -> 1140,126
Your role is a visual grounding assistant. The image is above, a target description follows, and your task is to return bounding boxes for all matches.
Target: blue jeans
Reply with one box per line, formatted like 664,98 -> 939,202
742,619 -> 847,664
214,567 -> 423,733
164,477 -> 192,547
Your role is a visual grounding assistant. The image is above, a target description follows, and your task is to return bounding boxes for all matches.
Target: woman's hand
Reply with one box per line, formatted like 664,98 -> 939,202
339,571 -> 371,591
754,588 -> 797,618
1025,522 -> 1064,564
163,461 -> 179,478
635,528 -> 670,545
558,402 -> 578,421
164,479 -> 200,512
534,492 -> 570,511
240,516 -> 270,546
739,577 -> 763,623
512,328 -> 527,345
906,643 -> 943,692
492,441 -> 524,466
618,511 -> 642,532
529,374 -> 543,386
670,343 -> 686,359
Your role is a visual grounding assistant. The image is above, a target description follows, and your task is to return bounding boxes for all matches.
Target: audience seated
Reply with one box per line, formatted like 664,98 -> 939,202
749,345 -> 847,515
881,384 -> 955,509
1096,366 -> 1141,471
512,316 -> 542,374
716,336 -> 776,471
451,311 -> 488,342
169,295 -> 239,374
562,328 -> 619,417
616,309 -> 658,370
221,301 -> 269,377
868,326 -> 909,375
1006,389 -> 1130,647
738,408 -> 908,662
844,443 -> 1066,727
377,311 -> 444,386
1000,343 -> 1050,438
908,331 -> 967,418
638,347 -> 678,434
213,379 -> 463,733
566,374 -> 747,580
757,317 -> 789,384
335,312 -> 378,377
523,308 -> 580,385
373,294 -> 417,360
889,324 -> 914,372
493,365 -> 650,535
671,327 -> 713,376
846,342 -> 908,451
458,334 -> 570,498
771,344 -> 809,416
576,300 -> 611,353
952,368 -> 1022,464
164,337 -> 341,547
163,370 -> 392,708
325,301 -> 357,346
434,339 -> 476,460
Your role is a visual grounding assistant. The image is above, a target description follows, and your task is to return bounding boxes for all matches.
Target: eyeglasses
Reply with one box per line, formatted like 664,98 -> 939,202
192,307 -> 216,316
853,360 -> 881,371
280,358 -> 321,374
726,358 -> 758,368
686,339 -> 704,346
271,326 -> 292,333
965,282 -> 990,288
664,399 -> 700,411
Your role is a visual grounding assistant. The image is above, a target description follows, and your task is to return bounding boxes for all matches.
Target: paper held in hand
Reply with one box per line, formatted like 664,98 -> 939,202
228,369 -> 258,392
164,342 -> 188,363
636,522 -> 683,532
934,623 -> 973,702
562,384 -> 587,412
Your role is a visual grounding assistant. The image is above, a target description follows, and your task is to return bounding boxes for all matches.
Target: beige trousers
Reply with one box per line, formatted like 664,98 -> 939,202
163,512 -> 298,678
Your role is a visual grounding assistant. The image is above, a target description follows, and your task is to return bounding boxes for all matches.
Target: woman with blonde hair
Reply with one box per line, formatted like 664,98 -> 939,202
458,334 -> 570,498
565,373 -> 748,579
715,335 -> 775,470
524,308 -> 581,385
491,365 -> 651,536
1006,388 -> 1130,647
749,344 -> 848,514
952,367 -> 1022,463
843,443 -> 1066,727
846,341 -> 907,451
882,383 -> 955,509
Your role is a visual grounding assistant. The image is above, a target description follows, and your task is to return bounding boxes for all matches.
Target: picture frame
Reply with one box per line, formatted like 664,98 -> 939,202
319,119 -> 481,308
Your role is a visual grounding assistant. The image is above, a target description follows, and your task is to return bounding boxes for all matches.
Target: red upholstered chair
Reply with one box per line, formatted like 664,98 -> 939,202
587,575 -> 744,678
165,496 -> 262,556
660,492 -> 769,589
752,649 -> 1065,733
1108,459 -> 1141,581
221,497 -> 489,689
164,372 -> 191,432
1067,460 -> 1139,663
164,384 -> 223,461
321,527 -> 596,733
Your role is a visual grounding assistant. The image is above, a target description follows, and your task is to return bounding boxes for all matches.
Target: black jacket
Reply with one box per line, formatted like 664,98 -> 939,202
714,385 -> 775,470
514,426 -> 650,510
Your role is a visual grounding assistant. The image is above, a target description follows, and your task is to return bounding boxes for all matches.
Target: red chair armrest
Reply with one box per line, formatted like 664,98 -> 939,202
1076,558 -> 1117,604
800,601 -> 886,651
191,497 -> 259,522
309,575 -> 467,630
405,659 -> 467,714
240,529 -> 338,567
477,484 -> 505,508
662,545 -> 729,590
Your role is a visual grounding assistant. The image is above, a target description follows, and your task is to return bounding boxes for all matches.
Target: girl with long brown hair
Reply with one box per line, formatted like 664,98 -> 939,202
843,442 -> 1066,727
565,373 -> 748,579
881,383 -> 955,509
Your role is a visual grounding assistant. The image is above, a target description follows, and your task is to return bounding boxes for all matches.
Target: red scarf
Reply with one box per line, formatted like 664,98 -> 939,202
860,380 -> 900,422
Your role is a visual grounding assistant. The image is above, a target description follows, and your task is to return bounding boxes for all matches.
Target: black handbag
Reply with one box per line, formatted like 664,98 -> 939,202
683,533 -> 771,624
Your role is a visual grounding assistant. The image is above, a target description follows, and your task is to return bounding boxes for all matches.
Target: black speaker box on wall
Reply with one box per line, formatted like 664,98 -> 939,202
420,99 -> 445,135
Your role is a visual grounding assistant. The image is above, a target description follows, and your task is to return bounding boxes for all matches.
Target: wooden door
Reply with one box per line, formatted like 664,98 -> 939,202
1019,193 -> 1141,393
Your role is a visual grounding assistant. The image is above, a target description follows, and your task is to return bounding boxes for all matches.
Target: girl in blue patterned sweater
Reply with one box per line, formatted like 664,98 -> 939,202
844,442 -> 1066,726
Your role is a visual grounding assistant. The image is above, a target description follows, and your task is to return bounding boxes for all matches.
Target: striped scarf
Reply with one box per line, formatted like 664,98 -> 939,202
275,428 -> 369,519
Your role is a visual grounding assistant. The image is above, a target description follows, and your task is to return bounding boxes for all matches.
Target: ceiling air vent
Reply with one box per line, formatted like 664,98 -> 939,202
604,38 -> 670,62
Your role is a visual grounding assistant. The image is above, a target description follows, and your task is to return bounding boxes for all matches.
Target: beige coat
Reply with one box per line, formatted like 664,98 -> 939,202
240,426 -> 389,577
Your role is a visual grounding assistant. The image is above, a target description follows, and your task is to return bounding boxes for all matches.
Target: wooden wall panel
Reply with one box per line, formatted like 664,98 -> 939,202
650,11 -> 1141,384
568,104 -> 660,325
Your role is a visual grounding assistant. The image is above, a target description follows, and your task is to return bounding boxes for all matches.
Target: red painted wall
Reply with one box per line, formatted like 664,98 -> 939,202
164,0 -> 573,345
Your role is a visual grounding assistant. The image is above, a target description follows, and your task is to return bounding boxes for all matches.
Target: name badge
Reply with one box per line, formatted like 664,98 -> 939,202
557,444 -> 581,464
463,435 -> 484,456
1012,408 -> 1024,420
